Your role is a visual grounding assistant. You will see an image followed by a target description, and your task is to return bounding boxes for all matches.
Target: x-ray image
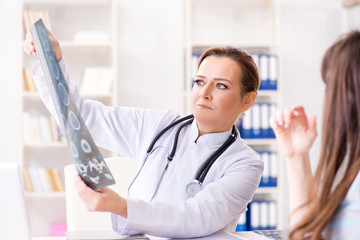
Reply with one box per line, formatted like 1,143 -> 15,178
30,19 -> 115,190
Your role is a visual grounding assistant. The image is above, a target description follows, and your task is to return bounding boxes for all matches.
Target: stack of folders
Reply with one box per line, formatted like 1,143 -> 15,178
248,201 -> 277,231
258,151 -> 277,187
23,166 -> 64,193
236,213 -> 247,232
240,102 -> 276,139
22,112 -> 63,144
23,67 -> 37,91
236,201 -> 277,232
251,53 -> 278,91
191,53 -> 202,87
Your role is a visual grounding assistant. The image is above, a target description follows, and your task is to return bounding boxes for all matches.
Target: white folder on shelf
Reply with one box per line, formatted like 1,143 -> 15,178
252,103 -> 261,138
269,55 -> 278,90
260,201 -> 269,230
261,152 -> 270,186
259,54 -> 269,89
260,103 -> 270,138
250,201 -> 260,230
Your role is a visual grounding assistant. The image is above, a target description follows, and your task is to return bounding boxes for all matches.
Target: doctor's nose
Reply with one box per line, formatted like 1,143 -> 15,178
199,85 -> 212,100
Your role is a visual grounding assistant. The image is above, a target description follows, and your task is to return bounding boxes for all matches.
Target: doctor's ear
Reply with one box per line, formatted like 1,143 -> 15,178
241,91 -> 257,112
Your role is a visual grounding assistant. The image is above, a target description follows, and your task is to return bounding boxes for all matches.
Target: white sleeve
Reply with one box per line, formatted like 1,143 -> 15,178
31,58 -> 178,159
112,158 -> 263,238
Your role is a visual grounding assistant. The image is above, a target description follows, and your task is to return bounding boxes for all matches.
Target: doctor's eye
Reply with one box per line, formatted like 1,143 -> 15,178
194,80 -> 205,86
216,83 -> 228,89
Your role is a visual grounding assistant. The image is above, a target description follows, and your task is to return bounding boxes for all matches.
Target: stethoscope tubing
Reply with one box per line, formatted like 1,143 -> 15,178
128,114 -> 237,199
146,114 -> 194,154
195,126 -> 236,183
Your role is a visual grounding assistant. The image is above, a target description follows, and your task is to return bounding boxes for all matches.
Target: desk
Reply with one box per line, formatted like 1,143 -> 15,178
32,231 -> 270,240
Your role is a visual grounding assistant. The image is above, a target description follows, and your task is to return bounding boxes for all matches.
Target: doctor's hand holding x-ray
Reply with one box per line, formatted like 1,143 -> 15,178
24,31 -> 128,217
24,29 -> 263,238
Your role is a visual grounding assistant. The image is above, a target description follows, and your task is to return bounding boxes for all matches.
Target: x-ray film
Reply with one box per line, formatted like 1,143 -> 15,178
30,19 -> 115,189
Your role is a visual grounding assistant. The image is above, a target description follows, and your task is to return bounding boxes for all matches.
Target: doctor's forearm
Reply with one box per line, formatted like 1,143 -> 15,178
110,196 -> 128,218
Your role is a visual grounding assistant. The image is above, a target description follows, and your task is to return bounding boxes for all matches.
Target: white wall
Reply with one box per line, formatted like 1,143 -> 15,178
280,0 -> 343,229
0,1 -> 22,164
281,0 -> 342,169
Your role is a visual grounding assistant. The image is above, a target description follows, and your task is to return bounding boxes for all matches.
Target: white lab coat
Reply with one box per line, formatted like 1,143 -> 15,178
32,58 -> 263,238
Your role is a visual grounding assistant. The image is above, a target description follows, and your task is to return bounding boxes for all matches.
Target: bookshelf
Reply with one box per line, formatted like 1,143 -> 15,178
20,0 -> 118,237
183,0 -> 283,231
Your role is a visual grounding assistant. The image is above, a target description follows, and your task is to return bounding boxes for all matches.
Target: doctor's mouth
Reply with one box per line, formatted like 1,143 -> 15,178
196,103 -> 213,109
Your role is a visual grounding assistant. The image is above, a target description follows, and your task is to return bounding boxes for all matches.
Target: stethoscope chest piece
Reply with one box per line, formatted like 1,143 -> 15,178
186,180 -> 202,197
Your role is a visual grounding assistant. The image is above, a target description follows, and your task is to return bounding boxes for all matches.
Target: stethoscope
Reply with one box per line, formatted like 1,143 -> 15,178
128,114 -> 237,199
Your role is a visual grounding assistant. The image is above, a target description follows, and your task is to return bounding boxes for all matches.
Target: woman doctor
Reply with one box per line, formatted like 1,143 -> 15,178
24,31 -> 263,238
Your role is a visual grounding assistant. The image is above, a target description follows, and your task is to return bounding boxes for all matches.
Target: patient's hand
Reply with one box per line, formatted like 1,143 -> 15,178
74,174 -> 128,218
269,105 -> 317,159
23,30 -> 63,62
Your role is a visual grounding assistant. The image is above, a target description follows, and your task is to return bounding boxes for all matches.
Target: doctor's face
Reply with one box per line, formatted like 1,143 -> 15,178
192,56 -> 245,134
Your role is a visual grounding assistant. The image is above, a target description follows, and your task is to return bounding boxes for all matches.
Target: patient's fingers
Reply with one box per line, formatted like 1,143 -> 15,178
276,109 -> 284,126
283,108 -> 292,128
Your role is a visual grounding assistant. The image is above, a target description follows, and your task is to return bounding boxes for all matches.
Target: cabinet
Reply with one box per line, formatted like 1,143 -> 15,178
342,0 -> 360,32
20,0 -> 118,237
183,0 -> 283,231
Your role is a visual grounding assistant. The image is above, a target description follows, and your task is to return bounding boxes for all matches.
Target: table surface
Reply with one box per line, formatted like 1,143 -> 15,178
32,231 -> 271,240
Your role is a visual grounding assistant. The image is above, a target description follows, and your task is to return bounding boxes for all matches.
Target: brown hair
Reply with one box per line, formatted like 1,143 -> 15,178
197,46 -> 260,96
290,30 -> 360,239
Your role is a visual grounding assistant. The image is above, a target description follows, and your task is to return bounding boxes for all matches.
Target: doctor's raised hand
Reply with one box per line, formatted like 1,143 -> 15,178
23,28 -> 264,238
23,30 -> 63,62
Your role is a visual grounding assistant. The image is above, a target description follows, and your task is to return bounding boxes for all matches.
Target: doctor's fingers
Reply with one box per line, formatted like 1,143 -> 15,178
46,30 -> 63,62
23,32 -> 36,56
74,175 -> 102,211
74,175 -> 89,195
74,175 -> 97,200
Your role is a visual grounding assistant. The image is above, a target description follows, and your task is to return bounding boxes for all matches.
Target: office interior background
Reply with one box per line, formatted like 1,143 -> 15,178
0,0 -> 359,237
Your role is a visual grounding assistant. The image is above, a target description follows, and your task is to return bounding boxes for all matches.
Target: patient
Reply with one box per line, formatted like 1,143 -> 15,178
270,30 -> 360,239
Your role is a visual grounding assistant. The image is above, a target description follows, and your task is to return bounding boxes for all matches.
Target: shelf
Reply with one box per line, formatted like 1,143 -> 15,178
257,90 -> 278,97
189,42 -> 277,51
23,91 -> 112,101
22,91 -> 39,98
23,0 -> 110,6
23,142 -> 67,148
255,187 -> 277,194
244,138 -> 277,146
24,191 -> 65,198
60,41 -> 112,48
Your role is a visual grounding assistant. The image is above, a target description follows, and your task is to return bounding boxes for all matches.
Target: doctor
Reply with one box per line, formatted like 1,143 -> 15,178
24,31 -> 263,238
